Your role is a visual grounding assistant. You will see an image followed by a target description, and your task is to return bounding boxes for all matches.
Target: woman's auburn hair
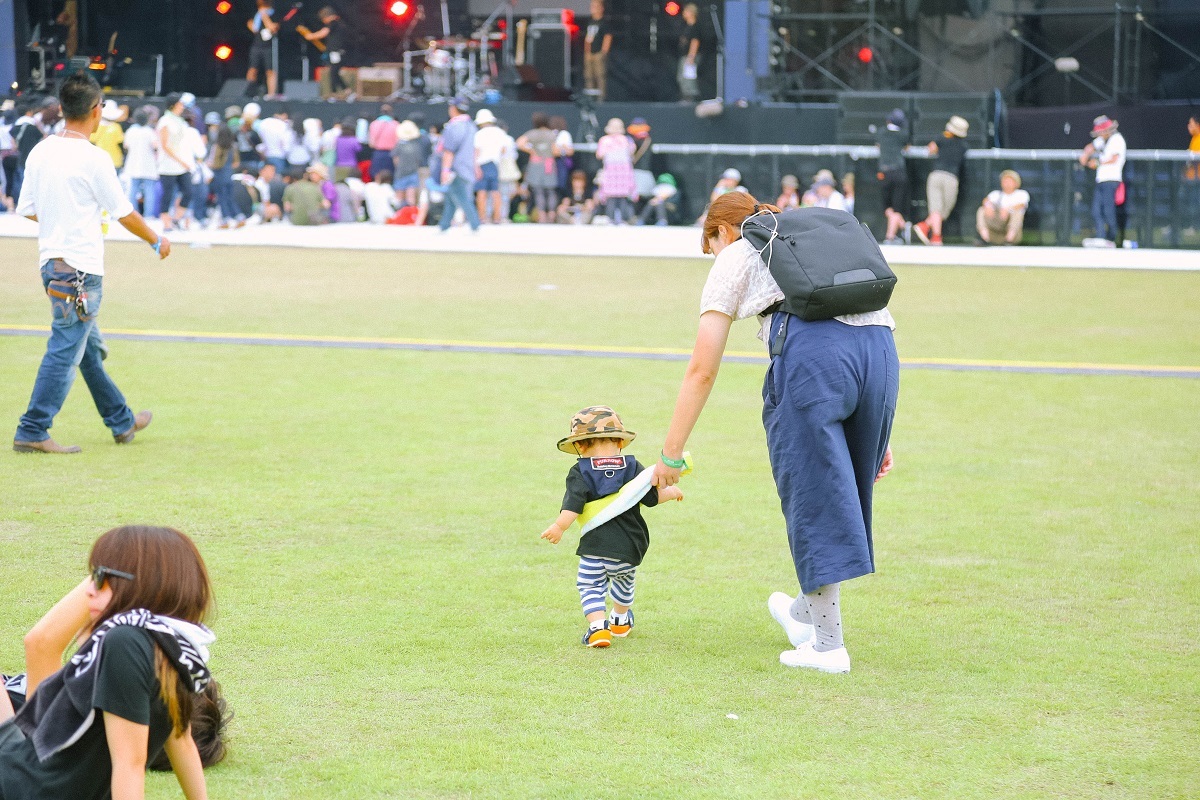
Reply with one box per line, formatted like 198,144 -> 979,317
701,191 -> 781,254
90,525 -> 211,628
89,525 -> 212,735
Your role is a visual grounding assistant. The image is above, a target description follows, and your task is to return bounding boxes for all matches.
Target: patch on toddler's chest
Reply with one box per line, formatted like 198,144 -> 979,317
590,456 -> 627,470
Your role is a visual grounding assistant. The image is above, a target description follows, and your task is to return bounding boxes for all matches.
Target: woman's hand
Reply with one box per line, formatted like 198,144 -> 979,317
874,447 -> 894,483
653,459 -> 682,489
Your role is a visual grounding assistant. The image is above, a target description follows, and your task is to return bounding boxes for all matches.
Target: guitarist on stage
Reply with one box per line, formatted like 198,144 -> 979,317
302,7 -> 349,97
247,0 -> 280,98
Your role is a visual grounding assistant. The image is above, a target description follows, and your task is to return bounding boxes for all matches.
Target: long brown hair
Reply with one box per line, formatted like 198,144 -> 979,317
89,525 -> 213,734
700,191 -> 781,254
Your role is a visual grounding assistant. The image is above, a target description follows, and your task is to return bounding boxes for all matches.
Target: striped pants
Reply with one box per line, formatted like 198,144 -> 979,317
576,556 -> 636,617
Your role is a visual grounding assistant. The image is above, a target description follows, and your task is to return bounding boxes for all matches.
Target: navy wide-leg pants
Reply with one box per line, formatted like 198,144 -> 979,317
762,313 -> 899,594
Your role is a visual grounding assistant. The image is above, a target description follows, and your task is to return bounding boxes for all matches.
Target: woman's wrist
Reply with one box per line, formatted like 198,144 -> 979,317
660,450 -> 686,469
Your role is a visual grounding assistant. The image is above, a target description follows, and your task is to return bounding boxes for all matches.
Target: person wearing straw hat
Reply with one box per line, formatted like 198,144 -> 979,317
1079,115 -> 1126,246
541,406 -> 683,648
913,115 -> 970,245
975,169 -> 1029,245
89,101 -> 126,170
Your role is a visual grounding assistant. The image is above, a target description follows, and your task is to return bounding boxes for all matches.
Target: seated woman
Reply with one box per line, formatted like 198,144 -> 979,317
0,525 -> 219,799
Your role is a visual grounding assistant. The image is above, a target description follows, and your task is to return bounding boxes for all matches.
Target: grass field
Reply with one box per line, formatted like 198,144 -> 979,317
1,239 -> 1197,799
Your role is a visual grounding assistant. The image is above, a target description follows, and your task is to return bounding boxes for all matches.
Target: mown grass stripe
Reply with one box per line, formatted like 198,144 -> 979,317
2,325 -> 1197,378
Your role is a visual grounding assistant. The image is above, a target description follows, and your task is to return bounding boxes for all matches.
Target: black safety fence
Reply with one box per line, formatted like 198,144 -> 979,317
575,143 -> 1200,249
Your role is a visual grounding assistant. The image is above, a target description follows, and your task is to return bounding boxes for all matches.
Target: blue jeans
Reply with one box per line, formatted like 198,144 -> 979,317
438,175 -> 481,231
1092,180 -> 1119,242
128,177 -> 160,216
210,164 -> 241,221
15,261 -> 135,443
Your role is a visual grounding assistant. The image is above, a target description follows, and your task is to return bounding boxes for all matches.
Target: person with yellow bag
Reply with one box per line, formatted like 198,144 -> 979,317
540,407 -> 686,648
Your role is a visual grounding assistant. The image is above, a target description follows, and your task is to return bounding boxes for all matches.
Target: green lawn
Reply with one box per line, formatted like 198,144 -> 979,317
1,241 -> 1197,799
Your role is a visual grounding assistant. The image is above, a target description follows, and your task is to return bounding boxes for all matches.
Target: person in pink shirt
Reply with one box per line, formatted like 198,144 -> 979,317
367,105 -> 399,179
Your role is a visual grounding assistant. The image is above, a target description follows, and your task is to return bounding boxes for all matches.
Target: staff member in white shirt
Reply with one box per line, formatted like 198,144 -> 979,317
13,74 -> 170,455
1080,115 -> 1126,245
157,93 -> 194,231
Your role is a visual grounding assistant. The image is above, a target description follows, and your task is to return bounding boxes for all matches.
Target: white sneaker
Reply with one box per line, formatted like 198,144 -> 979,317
767,592 -> 814,647
779,641 -> 850,673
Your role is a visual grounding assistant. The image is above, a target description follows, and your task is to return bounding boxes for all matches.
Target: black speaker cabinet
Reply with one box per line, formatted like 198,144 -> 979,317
527,25 -> 571,89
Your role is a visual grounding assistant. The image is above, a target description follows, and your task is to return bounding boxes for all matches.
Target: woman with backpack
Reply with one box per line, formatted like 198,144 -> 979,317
652,191 -> 899,674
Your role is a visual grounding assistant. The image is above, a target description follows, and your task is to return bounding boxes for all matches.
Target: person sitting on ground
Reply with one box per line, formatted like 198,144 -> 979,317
694,167 -> 745,224
775,174 -> 800,209
282,164 -> 330,225
555,169 -> 595,224
0,525 -> 218,798
636,173 -> 678,226
253,161 -> 284,222
363,169 -> 396,224
975,169 -> 1029,245
802,169 -> 848,211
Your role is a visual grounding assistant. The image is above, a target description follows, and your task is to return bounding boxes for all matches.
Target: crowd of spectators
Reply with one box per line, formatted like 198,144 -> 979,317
0,90 -> 1195,244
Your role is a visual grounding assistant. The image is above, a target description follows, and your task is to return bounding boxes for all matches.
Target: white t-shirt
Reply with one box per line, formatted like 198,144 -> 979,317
985,188 -> 1030,211
16,135 -> 135,276
1093,132 -> 1126,183
258,116 -> 293,160
473,125 -> 508,165
156,112 -> 190,176
362,181 -> 396,223
122,125 -> 158,180
700,238 -> 894,345
811,190 -> 848,212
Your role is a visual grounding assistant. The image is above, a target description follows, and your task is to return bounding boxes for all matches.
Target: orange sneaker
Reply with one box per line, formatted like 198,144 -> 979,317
582,622 -> 612,648
912,221 -> 931,244
609,610 -> 634,638
930,234 -> 943,246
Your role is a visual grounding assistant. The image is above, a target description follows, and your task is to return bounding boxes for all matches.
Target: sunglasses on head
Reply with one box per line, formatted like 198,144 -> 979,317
91,565 -> 135,590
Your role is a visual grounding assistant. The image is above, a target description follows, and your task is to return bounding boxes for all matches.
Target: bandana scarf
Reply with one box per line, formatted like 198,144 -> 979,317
15,609 -> 213,762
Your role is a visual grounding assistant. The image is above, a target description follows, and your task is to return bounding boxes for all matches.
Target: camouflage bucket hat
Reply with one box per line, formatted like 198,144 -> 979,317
557,406 -> 637,454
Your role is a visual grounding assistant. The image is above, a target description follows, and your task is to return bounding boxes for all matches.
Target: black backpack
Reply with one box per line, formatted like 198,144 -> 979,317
741,207 -> 897,322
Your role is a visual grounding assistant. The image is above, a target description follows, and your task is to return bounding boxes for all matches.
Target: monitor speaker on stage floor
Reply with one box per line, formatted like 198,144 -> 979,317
217,79 -> 250,100
285,81 -> 321,101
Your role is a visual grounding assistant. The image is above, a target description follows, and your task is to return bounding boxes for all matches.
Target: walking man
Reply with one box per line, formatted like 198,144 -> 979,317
1080,115 -> 1125,246
437,97 -> 481,232
13,74 -> 170,454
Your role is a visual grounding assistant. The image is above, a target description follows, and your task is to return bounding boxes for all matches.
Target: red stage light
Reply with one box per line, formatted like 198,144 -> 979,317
665,2 -> 681,15
215,45 -> 233,61
216,1 -> 232,13
857,46 -> 873,64
388,0 -> 410,17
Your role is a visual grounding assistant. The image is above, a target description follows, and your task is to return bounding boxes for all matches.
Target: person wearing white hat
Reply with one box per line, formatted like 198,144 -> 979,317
90,101 -> 126,170
1079,115 -> 1126,245
596,117 -> 637,223
913,115 -> 970,245
472,108 -> 507,224
390,120 -> 423,208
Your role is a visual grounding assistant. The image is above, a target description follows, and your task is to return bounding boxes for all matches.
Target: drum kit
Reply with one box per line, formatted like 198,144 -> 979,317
400,32 -> 504,101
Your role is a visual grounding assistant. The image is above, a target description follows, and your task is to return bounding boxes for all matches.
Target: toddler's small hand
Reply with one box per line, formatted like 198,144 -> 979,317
541,526 -> 562,544
662,486 -> 684,502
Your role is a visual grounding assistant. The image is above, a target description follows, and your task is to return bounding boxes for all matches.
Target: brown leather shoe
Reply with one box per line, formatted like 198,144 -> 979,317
13,438 -> 82,454
114,410 -> 153,444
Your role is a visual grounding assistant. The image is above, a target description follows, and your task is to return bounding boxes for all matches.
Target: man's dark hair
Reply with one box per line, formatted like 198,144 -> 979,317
133,108 -> 149,126
59,74 -> 102,122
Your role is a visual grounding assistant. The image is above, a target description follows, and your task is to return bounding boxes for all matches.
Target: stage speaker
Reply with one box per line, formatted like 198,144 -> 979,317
284,80 -> 321,100
356,65 -> 400,100
527,25 -> 571,88
217,79 -> 250,99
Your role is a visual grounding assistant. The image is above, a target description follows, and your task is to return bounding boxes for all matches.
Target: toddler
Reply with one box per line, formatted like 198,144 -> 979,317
541,406 -> 683,647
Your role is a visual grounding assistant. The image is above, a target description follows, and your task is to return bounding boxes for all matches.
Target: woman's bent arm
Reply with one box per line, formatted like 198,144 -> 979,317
656,310 -> 733,486
105,712 -> 149,800
165,725 -> 209,800
24,579 -> 92,696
